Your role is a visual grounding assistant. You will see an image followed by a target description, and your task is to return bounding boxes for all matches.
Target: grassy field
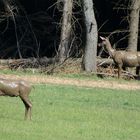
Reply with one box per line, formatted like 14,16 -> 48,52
0,84 -> 140,140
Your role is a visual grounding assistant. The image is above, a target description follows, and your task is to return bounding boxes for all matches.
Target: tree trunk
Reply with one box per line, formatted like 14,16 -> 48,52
82,0 -> 98,72
127,0 -> 140,51
127,0 -> 140,75
58,0 -> 73,63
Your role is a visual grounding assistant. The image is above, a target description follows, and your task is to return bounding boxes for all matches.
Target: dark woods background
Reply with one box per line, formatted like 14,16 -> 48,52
0,0 -> 131,58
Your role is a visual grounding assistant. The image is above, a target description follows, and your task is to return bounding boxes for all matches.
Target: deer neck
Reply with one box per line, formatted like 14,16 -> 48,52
105,40 -> 115,58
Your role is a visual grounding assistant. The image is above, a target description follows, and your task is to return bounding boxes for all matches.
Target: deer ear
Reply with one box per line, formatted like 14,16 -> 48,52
100,36 -> 105,40
100,36 -> 106,40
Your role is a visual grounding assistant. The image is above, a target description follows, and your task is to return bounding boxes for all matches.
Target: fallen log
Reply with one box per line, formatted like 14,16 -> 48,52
97,58 -> 115,66
0,58 -> 114,66
0,57 -> 138,79
0,57 -> 59,69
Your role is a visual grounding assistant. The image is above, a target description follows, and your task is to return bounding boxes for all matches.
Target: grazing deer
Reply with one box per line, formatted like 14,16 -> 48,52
0,78 -> 32,120
99,36 -> 140,78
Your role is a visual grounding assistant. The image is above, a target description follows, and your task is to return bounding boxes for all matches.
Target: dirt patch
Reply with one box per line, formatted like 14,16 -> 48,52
0,74 -> 140,90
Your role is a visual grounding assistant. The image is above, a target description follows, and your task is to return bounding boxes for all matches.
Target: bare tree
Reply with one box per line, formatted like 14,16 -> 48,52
127,0 -> 140,51
125,0 -> 140,75
82,0 -> 98,72
0,0 -> 23,58
58,0 -> 73,63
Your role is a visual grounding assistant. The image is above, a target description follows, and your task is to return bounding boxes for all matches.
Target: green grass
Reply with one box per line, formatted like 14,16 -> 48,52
0,84 -> 140,140
0,69 -> 40,76
1,69 -> 140,85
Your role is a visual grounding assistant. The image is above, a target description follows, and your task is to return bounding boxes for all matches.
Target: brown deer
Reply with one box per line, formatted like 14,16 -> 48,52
99,36 -> 140,78
0,78 -> 32,120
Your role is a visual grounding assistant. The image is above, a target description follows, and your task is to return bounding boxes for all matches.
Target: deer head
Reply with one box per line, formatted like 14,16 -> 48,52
99,36 -> 115,58
99,36 -> 108,47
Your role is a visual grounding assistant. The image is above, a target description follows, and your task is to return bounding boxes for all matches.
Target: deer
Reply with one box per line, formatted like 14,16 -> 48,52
99,36 -> 140,78
0,78 -> 32,120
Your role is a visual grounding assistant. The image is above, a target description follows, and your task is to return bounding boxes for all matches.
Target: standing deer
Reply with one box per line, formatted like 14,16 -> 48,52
0,78 -> 32,120
99,36 -> 140,78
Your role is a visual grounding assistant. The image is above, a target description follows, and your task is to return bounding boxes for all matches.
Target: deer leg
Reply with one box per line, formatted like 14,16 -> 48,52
20,96 -> 32,120
136,66 -> 140,76
23,101 -> 29,120
118,64 -> 122,79
0,91 -> 6,96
